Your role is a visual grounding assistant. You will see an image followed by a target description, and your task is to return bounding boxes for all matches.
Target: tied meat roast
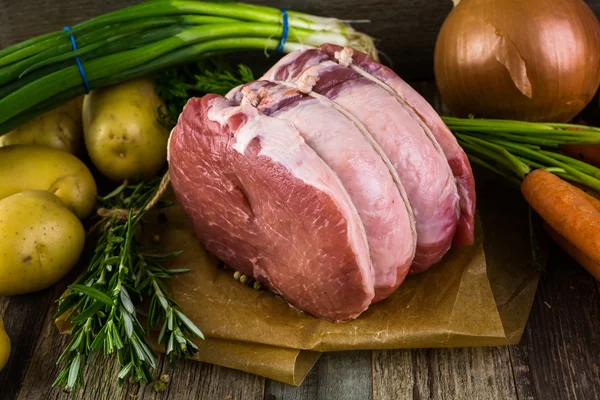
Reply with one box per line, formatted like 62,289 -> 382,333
167,44 -> 476,322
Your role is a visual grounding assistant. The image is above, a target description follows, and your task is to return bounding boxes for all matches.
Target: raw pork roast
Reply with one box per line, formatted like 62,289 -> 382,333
168,45 -> 476,322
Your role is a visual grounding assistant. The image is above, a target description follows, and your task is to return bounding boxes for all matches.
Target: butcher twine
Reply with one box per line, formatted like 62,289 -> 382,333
97,172 -> 171,221
275,8 -> 289,54
63,26 -> 91,93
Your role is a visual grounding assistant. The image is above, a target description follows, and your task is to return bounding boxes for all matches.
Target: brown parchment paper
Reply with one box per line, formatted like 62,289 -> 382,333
57,317 -> 319,386
151,336 -> 321,386
57,183 -> 540,386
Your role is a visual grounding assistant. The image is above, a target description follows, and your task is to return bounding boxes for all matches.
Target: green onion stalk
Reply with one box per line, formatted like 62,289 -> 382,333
0,0 -> 377,134
443,116 -> 600,192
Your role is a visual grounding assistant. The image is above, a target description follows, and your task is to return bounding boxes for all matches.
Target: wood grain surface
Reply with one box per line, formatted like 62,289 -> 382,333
1,1 -> 600,399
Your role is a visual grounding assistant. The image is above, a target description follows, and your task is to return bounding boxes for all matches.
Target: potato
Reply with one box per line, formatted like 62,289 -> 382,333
83,79 -> 169,182
0,145 -> 97,219
0,96 -> 84,154
0,316 -> 10,371
0,191 -> 85,296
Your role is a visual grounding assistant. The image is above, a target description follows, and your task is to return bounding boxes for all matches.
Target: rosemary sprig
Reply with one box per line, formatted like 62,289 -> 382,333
156,58 -> 254,129
53,175 -> 203,393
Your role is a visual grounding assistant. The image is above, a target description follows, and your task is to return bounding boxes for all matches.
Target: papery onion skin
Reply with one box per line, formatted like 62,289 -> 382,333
434,0 -> 600,122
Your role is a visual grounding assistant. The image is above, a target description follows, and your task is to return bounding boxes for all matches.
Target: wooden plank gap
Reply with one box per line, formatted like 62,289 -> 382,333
507,344 -> 534,400
260,373 -> 266,400
370,349 -> 376,400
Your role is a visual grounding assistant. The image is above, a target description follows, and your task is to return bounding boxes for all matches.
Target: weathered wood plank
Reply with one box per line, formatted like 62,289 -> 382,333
9,273 -> 139,400
0,297 -> 9,317
264,364 -> 319,400
372,347 -> 518,400
0,284 -> 67,400
312,351 -> 372,400
264,351 -> 372,400
13,306 -> 265,400
14,306 -> 265,400
509,246 -> 600,400
149,356 -> 265,400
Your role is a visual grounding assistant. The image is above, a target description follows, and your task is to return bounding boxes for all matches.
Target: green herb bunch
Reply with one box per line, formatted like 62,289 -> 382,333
444,116 -> 600,191
156,58 -> 254,129
53,175 -> 203,393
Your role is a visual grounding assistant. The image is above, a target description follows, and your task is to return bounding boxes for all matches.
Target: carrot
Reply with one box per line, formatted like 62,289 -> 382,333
581,187 -> 600,212
544,223 -> 600,281
521,169 -> 600,265
559,144 -> 600,168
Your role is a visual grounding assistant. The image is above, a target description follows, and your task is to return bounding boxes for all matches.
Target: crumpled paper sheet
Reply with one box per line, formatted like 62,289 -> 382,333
140,192 -> 538,384
148,334 -> 321,386
57,187 -> 539,386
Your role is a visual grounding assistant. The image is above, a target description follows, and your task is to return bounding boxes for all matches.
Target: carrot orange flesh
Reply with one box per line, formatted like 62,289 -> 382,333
521,169 -> 600,265
544,223 -> 600,281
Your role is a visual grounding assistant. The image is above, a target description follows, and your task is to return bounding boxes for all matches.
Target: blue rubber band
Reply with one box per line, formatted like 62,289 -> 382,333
63,26 -> 91,93
275,9 -> 288,54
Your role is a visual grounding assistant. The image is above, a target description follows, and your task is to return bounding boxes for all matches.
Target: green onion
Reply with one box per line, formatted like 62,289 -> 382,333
465,154 -> 522,186
456,134 -> 531,179
0,1 -> 376,135
446,116 -> 600,193
0,38 -> 279,134
443,116 -> 600,142
68,1 -> 351,34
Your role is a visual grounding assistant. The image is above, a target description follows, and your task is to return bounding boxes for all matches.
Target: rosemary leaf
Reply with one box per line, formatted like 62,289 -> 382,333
174,309 -> 205,340
66,354 -> 82,392
69,285 -> 114,306
120,287 -> 135,314
121,307 -> 134,338
72,302 -> 105,325
117,362 -> 133,382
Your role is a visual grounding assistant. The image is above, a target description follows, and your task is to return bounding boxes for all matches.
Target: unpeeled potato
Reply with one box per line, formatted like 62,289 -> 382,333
83,79 -> 169,182
0,96 -> 84,153
0,145 -> 97,219
0,191 -> 85,296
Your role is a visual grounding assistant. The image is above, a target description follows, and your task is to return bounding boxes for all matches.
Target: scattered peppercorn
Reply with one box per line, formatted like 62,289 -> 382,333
153,380 -> 167,393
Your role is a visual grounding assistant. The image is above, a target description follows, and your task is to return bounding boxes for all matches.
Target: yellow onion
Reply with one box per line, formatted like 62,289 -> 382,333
434,0 -> 600,122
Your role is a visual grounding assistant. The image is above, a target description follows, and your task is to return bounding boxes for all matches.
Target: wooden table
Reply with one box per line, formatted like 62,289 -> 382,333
1,1 -> 600,399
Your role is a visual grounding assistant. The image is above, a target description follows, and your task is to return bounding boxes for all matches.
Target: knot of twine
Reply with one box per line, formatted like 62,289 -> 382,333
97,172 -> 171,220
